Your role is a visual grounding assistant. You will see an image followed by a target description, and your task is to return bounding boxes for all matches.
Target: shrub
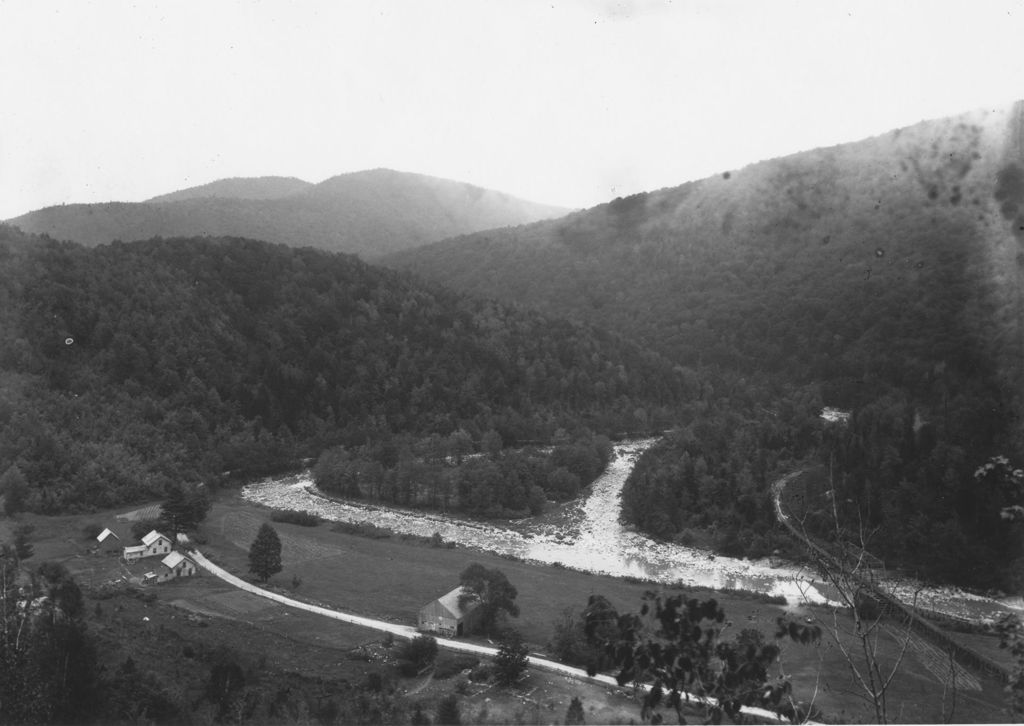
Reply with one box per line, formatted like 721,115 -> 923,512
468,662 -> 493,682
331,521 -> 391,539
396,635 -> 438,676
269,509 -> 321,527
82,523 -> 103,540
434,653 -> 479,680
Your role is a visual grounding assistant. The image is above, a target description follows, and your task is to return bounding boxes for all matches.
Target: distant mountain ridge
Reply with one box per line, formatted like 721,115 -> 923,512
386,103 -> 1024,391
146,175 -> 312,202
6,168 -> 570,257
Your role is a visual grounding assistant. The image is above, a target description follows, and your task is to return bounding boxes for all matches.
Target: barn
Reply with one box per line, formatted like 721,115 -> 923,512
418,586 -> 482,637
95,528 -> 121,553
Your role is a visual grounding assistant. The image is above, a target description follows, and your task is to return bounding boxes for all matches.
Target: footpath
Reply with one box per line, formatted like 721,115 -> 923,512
189,549 -> 795,724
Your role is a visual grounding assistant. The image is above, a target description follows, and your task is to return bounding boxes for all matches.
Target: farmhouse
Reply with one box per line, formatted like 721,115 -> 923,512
418,586 -> 482,637
149,551 -> 197,583
123,530 -> 173,563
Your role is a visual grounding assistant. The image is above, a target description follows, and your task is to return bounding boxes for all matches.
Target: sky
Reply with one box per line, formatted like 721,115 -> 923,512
1,0 -> 1023,219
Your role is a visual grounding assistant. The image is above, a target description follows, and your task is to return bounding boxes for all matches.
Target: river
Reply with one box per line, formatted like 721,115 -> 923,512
241,439 -> 1021,622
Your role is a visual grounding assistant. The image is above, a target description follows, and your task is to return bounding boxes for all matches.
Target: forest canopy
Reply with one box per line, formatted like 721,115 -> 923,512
0,226 -> 685,513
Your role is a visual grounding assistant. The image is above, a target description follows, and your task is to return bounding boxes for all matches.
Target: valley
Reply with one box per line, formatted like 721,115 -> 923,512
2,102 -> 1024,724
243,439 -> 1021,625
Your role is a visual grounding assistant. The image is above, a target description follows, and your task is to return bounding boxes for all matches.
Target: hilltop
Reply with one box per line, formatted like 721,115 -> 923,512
145,175 -> 312,202
6,169 -> 570,257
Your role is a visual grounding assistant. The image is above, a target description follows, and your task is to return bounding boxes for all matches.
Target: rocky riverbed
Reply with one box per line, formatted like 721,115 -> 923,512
242,439 -> 1021,621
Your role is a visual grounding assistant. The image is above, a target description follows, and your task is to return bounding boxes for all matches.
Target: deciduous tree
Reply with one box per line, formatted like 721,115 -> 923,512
590,591 -> 813,724
458,563 -> 518,635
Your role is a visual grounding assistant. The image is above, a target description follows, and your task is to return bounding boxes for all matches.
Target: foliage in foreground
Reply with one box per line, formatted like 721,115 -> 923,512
587,591 -> 819,724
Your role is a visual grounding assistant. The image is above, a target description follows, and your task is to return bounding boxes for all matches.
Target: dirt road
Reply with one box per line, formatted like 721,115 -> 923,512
189,549 -> 794,724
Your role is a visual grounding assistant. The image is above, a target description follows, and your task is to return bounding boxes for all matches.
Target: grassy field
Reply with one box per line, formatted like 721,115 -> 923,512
1,492 -> 1015,724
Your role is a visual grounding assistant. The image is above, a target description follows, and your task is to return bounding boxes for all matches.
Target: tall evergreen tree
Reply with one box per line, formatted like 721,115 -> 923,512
248,523 -> 283,583
1,465 -> 28,517
492,630 -> 529,686
160,483 -> 210,540
434,694 -> 460,726
565,696 -> 585,725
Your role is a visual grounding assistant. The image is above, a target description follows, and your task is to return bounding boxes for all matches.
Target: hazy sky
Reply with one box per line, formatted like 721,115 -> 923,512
2,0 -> 1022,219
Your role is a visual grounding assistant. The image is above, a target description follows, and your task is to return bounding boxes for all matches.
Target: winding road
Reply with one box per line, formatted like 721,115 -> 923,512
188,549 -> 797,724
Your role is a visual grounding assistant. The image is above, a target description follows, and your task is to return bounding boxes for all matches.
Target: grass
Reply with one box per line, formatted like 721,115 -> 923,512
0,492 -> 1015,724
201,493 -> 1013,723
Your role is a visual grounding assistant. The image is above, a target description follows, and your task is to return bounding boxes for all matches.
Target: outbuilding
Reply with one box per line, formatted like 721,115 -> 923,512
418,587 -> 482,637
95,528 -> 121,553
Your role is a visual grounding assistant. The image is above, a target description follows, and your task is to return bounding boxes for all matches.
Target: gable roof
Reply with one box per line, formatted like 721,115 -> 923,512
435,586 -> 480,619
96,528 -> 120,542
161,551 -> 192,570
141,530 -> 169,546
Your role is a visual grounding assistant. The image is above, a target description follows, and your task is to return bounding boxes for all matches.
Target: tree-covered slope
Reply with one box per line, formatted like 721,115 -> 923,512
0,226 -> 683,513
388,104 -> 1024,589
389,107 -> 1021,398
5,169 -> 570,258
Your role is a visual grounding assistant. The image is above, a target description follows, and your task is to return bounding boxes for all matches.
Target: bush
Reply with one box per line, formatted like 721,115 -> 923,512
434,653 -> 479,680
331,521 -> 391,539
269,509 -> 321,527
396,635 -> 438,676
468,662 -> 494,683
82,523 -> 103,540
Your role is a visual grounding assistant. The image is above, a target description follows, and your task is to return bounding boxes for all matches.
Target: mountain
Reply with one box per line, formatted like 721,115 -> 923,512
388,104 -> 1024,408
5,169 -> 570,257
386,103 -> 1024,589
145,175 -> 312,202
0,226 -> 683,513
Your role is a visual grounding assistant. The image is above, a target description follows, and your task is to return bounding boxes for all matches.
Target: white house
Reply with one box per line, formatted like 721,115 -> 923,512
154,551 -> 197,583
123,530 -> 173,563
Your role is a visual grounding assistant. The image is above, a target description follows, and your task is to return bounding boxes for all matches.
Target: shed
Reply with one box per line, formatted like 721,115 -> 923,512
96,528 -> 120,544
95,528 -> 121,553
418,586 -> 482,637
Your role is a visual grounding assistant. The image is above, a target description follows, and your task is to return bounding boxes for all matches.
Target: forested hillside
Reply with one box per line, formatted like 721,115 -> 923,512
6,169 -> 569,258
388,104 -> 1024,590
0,226 -> 684,513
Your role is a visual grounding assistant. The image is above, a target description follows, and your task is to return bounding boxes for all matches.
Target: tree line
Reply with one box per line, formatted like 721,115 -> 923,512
313,429 -> 611,518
